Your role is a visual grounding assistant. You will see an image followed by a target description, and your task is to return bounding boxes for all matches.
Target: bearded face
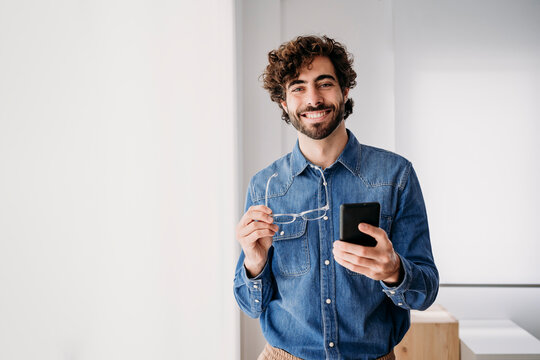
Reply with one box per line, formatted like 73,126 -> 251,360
281,56 -> 349,141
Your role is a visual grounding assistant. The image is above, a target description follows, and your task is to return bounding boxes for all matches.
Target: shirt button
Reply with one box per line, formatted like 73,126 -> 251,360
323,216 -> 329,220
255,299 -> 260,303
324,260 -> 330,266
390,290 -> 395,295
253,285 -> 258,289
329,342 -> 335,348
398,302 -> 403,306
326,299 -> 331,304
280,231 -> 284,235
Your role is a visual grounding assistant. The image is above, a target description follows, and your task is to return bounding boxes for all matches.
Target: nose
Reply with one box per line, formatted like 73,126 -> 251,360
306,85 -> 323,107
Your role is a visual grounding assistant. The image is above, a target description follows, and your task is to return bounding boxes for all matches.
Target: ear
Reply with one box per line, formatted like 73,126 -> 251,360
280,100 -> 288,113
343,88 -> 349,101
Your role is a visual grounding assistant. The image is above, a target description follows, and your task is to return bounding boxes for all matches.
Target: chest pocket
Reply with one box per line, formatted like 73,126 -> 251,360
271,219 -> 310,277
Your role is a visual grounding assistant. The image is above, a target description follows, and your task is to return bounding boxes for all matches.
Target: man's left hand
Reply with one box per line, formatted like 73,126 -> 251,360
333,223 -> 402,285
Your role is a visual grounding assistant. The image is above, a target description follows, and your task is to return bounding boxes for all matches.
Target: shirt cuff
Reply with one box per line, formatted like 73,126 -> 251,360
241,260 -> 271,312
380,253 -> 412,308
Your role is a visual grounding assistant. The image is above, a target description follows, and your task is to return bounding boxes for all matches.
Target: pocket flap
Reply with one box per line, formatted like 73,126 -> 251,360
273,219 -> 307,241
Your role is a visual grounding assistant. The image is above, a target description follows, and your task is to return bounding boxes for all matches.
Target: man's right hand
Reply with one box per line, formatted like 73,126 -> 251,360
236,205 -> 278,278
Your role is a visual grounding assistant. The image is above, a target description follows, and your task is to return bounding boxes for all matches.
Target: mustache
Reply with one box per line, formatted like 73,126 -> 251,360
297,104 -> 334,114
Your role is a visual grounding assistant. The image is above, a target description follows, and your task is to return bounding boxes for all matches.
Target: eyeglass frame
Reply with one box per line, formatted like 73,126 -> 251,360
265,165 -> 330,225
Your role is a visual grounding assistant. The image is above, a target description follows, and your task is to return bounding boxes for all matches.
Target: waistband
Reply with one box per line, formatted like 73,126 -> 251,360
257,343 -> 396,360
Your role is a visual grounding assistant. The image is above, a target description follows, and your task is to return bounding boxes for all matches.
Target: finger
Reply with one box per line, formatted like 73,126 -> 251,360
333,240 -> 377,260
241,207 -> 274,226
333,246 -> 376,268
334,256 -> 372,277
358,223 -> 390,246
250,205 -> 273,215
239,221 -> 279,238
245,228 -> 276,244
357,223 -> 382,236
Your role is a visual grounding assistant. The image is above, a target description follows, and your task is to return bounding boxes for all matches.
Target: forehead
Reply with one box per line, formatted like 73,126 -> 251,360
296,56 -> 337,80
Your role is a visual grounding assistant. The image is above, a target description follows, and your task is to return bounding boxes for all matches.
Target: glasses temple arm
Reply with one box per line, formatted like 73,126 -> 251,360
265,173 -> 278,208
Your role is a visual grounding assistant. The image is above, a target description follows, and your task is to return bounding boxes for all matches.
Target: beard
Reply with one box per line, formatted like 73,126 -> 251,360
288,101 -> 345,140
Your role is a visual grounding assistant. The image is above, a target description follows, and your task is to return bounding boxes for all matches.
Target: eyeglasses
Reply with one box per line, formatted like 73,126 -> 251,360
265,165 -> 330,224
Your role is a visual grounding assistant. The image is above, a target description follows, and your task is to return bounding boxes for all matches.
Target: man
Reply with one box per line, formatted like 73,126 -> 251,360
234,35 -> 438,360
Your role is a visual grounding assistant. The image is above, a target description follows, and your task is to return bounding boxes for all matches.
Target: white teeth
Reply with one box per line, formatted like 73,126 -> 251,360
305,111 -> 326,119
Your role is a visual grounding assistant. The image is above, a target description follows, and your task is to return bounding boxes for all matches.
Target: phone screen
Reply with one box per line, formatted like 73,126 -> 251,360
339,202 -> 380,246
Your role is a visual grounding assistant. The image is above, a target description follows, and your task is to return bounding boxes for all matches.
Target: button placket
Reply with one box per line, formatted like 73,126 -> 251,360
316,169 -> 338,359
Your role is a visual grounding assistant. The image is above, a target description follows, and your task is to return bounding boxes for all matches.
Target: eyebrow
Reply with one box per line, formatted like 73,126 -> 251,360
287,74 -> 337,89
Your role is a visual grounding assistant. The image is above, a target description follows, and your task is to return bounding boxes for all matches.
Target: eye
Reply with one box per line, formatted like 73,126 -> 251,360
320,83 -> 333,88
291,87 -> 303,93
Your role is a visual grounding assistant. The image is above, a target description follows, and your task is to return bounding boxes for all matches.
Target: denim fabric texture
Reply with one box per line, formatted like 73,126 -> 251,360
234,129 -> 439,360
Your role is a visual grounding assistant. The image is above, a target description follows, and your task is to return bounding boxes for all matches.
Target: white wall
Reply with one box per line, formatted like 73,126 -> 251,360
238,0 -> 540,358
0,1 -> 239,359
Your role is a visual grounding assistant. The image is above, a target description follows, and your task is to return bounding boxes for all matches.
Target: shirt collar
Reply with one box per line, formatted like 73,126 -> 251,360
336,129 -> 362,176
290,129 -> 361,177
290,141 -> 310,177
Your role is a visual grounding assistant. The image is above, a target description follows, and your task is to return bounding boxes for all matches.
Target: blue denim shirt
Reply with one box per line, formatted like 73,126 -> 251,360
234,130 -> 439,360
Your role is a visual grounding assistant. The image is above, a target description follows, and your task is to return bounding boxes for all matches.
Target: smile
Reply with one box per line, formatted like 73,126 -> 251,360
301,109 -> 331,120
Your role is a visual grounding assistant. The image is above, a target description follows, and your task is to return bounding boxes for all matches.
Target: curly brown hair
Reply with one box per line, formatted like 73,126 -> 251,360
262,35 -> 357,123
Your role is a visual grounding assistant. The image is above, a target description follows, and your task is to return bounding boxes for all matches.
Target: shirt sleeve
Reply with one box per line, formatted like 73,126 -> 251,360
379,163 -> 439,310
233,180 -> 276,318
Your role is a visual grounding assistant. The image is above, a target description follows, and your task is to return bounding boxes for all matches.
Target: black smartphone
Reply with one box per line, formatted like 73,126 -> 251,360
339,202 -> 380,247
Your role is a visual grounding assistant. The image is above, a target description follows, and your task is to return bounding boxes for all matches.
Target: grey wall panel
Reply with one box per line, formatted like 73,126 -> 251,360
393,0 -> 540,284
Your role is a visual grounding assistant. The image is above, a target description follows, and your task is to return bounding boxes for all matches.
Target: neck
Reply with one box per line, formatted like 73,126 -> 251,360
298,122 -> 348,169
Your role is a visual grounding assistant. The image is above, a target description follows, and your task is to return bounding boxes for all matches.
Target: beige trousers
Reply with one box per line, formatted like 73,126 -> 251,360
257,343 -> 396,360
